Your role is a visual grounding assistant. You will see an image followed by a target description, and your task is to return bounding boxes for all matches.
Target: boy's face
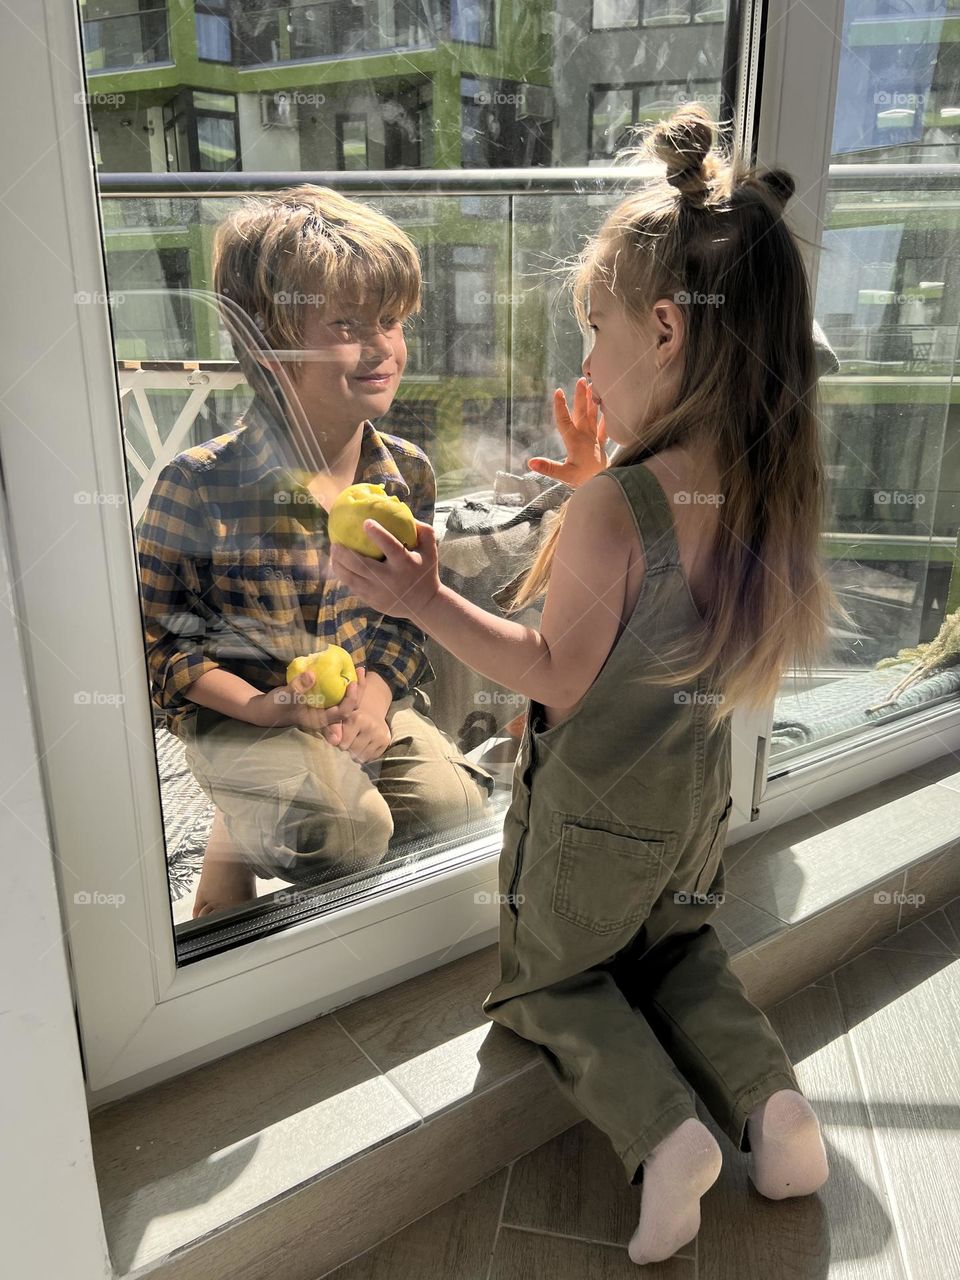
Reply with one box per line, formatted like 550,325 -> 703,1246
274,295 -> 407,441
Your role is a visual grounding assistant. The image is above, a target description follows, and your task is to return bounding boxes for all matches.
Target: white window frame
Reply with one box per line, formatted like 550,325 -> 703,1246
743,0 -> 960,827
8,0 -> 959,1107
4,3 -> 508,1106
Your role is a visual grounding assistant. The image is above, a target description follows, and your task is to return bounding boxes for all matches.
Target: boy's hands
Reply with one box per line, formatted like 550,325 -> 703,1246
249,665 -> 366,743
248,665 -> 392,762
330,517 -> 441,623
334,708 -> 392,763
527,377 -> 608,489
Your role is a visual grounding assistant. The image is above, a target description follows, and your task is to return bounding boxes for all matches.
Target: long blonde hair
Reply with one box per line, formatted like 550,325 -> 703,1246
503,102 -> 853,731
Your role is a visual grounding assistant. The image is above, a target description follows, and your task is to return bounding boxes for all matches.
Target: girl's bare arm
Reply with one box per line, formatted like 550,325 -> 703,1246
330,474 -> 642,709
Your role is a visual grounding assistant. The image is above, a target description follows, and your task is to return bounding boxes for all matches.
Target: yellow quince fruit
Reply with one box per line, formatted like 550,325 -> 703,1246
328,482 -> 417,560
286,645 -> 358,709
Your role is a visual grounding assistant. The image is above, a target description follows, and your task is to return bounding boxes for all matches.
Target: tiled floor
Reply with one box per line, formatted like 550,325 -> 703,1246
323,897 -> 960,1279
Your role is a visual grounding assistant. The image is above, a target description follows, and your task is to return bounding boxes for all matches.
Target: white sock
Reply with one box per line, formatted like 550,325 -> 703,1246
746,1089 -> 829,1199
628,1117 -> 723,1265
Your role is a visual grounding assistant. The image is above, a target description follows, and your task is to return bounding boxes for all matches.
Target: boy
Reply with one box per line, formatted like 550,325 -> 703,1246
137,185 -> 495,918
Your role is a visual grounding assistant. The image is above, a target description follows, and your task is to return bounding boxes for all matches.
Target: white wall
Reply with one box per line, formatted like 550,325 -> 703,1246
0,1 -> 118,1274
0,468 -> 111,1278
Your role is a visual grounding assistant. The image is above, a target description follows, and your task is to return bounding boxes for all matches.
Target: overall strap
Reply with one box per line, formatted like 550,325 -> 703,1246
602,461 -> 680,573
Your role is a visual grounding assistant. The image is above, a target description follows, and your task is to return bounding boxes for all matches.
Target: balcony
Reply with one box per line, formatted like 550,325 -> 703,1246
229,0 -> 447,65
81,3 -> 171,73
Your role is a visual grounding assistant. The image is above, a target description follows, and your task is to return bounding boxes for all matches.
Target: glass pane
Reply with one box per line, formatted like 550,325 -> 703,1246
590,89 -> 634,157
196,113 -> 237,169
770,0 -> 960,769
450,0 -> 495,44
81,3 -> 170,72
81,0 -> 737,957
592,0 -> 639,30
643,0 -> 692,26
338,116 -> 369,168
196,12 -> 232,61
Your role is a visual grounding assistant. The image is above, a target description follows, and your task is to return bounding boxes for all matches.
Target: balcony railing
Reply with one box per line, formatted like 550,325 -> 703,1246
95,163 -> 960,667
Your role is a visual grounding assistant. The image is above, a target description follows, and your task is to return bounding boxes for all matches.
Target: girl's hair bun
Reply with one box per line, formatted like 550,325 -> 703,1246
645,103 -> 716,205
755,167 -> 795,210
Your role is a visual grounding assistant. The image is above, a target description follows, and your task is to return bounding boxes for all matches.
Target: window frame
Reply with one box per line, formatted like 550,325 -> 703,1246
589,0 -> 640,33
447,0 -> 497,48
163,88 -> 241,173
15,0 -> 960,1107
195,0 -> 233,64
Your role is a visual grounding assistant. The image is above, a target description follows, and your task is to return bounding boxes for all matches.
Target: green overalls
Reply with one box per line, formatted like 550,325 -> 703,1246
481,460 -> 802,1186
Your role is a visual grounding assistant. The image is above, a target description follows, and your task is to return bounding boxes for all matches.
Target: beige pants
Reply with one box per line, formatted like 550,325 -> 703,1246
180,691 -> 497,884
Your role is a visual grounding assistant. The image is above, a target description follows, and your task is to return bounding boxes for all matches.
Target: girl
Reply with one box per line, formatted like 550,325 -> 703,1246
330,102 -> 844,1265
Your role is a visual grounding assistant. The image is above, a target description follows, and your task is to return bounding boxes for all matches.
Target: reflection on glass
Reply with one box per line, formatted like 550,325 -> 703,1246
832,0 -> 959,163
104,185 -> 624,947
589,82 -> 721,157
592,0 -> 638,29
336,115 -> 369,168
84,1 -> 728,174
196,0 -> 232,61
81,2 -> 170,72
81,0 -> 736,949
131,189 -> 528,936
770,0 -> 960,765
642,0 -> 691,26
590,88 -> 634,157
450,0 -> 495,44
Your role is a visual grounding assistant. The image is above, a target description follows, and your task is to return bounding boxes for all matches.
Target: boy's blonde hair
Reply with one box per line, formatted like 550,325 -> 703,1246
503,102 -> 853,731
212,184 -> 422,403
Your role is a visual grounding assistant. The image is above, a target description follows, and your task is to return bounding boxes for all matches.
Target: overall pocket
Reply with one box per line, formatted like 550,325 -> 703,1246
551,816 -> 671,935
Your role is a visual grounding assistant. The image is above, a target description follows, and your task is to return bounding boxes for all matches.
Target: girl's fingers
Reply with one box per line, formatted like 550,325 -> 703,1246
527,456 -> 566,480
573,376 -> 586,421
553,386 -> 574,429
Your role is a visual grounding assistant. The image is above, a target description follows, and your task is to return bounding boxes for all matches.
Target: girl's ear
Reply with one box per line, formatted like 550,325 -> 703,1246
652,296 -> 682,334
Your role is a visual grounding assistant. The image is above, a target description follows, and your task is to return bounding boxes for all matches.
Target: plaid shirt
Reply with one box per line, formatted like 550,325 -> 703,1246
137,398 -> 437,738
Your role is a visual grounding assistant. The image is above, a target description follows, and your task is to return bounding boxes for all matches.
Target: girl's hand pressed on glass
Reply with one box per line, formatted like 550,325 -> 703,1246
527,376 -> 608,489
